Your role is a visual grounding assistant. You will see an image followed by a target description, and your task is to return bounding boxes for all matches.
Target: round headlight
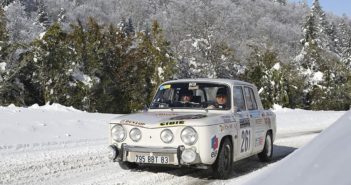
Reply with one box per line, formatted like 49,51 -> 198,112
181,148 -> 197,163
111,124 -> 126,142
160,129 -> 174,143
181,127 -> 198,145
129,128 -> 142,142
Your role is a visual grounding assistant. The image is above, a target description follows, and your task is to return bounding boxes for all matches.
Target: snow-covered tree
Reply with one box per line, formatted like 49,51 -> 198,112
244,46 -> 289,108
338,17 -> 351,69
36,0 -> 51,30
32,23 -> 75,105
0,5 -> 8,64
0,0 -> 14,7
5,1 -> 41,43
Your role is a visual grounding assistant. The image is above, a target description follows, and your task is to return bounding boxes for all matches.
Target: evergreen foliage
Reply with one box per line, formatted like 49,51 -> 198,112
0,0 -> 350,112
244,46 -> 289,109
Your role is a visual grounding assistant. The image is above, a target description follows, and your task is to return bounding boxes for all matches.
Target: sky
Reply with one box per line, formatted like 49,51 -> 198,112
289,0 -> 351,17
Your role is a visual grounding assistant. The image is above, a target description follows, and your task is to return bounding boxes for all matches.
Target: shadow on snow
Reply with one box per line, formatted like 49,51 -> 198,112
128,144 -> 297,180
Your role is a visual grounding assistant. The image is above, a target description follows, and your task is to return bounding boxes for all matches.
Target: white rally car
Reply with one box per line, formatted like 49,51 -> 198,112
107,79 -> 276,179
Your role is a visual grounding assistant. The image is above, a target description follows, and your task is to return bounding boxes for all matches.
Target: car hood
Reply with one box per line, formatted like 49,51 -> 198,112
109,111 -> 222,128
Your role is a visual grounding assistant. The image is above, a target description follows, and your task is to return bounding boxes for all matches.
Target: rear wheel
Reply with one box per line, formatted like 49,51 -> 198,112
258,132 -> 273,162
212,138 -> 233,179
118,161 -> 138,170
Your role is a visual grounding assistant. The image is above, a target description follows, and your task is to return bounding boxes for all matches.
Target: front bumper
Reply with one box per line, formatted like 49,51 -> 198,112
108,144 -> 204,167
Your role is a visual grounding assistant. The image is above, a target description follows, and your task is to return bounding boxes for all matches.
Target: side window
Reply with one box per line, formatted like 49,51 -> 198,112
233,86 -> 246,112
244,87 -> 258,110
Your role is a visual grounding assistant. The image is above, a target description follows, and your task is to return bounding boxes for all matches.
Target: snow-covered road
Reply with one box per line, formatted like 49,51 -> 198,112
0,132 -> 318,185
0,105 -> 346,185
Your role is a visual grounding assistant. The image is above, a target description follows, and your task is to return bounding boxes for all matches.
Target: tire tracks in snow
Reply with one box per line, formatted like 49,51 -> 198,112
0,131 -> 319,185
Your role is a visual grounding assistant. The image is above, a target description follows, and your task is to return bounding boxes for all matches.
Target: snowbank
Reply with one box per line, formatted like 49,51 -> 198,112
243,111 -> 351,185
0,104 -> 119,153
272,105 -> 345,135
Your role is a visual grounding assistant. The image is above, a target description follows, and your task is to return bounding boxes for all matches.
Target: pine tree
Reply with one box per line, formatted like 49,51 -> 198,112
127,18 -> 135,36
0,5 -> 8,65
245,46 -> 288,108
295,0 -> 344,110
37,0 -> 51,30
118,17 -> 135,37
57,8 -> 67,24
32,22 -> 73,105
339,17 -> 351,69
0,5 -> 7,43
64,19 -> 93,110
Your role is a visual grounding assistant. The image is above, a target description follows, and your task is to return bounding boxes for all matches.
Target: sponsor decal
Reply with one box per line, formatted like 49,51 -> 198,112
169,114 -> 206,120
211,135 -> 219,158
240,118 -> 250,128
255,137 -> 264,147
240,128 -> 251,153
159,120 -> 185,126
221,115 -> 233,123
160,84 -> 171,90
219,124 -> 233,132
250,111 -> 261,119
211,135 -> 219,150
256,118 -> 264,124
121,119 -> 145,126
155,113 -> 179,117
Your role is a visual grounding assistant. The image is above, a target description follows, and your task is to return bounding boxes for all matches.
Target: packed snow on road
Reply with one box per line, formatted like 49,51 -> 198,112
0,104 -> 348,185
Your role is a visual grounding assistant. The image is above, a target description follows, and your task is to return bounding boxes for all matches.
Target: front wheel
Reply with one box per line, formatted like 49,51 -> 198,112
258,132 -> 273,162
212,138 -> 233,179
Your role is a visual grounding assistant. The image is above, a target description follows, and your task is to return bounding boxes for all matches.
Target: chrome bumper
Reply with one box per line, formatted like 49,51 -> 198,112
123,145 -> 179,153
110,144 -> 204,166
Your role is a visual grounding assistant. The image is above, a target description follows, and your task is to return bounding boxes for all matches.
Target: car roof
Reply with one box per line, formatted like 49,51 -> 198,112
162,78 -> 254,87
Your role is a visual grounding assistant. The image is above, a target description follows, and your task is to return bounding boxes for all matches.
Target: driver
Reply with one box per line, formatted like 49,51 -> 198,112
180,89 -> 193,103
208,88 -> 228,109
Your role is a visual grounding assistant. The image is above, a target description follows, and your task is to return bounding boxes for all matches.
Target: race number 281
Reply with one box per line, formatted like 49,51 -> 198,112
241,129 -> 251,153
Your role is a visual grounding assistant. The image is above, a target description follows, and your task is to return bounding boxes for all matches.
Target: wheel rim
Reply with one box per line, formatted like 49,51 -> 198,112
223,144 -> 231,170
266,135 -> 272,157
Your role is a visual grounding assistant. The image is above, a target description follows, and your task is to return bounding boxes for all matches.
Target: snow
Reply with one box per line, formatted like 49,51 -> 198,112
0,104 -> 348,184
0,104 -> 117,151
39,32 -> 46,39
0,62 -> 6,72
258,88 -> 264,94
72,70 -> 94,88
192,38 -> 208,49
272,62 -> 280,70
312,71 -> 324,83
243,110 -> 351,185
157,67 -> 164,77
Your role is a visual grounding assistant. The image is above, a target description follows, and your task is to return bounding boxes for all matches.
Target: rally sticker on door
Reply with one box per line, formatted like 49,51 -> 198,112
240,128 -> 251,153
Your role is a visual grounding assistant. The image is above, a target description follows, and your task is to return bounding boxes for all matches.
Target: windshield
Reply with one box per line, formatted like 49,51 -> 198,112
150,82 -> 231,110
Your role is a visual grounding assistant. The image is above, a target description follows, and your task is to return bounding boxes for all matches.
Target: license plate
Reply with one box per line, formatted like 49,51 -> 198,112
134,154 -> 170,164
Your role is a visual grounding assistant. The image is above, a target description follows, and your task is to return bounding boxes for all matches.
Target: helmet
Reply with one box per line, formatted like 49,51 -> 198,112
179,88 -> 193,96
216,88 -> 227,97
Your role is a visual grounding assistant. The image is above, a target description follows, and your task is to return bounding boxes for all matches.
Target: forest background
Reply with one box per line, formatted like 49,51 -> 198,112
0,0 -> 350,113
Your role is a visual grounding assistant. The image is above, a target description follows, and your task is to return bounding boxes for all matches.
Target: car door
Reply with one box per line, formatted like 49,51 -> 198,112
243,86 -> 266,154
233,86 -> 252,160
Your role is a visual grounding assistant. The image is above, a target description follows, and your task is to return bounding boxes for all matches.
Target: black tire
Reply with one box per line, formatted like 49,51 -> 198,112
258,132 -> 273,162
118,161 -> 138,170
212,138 -> 233,179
